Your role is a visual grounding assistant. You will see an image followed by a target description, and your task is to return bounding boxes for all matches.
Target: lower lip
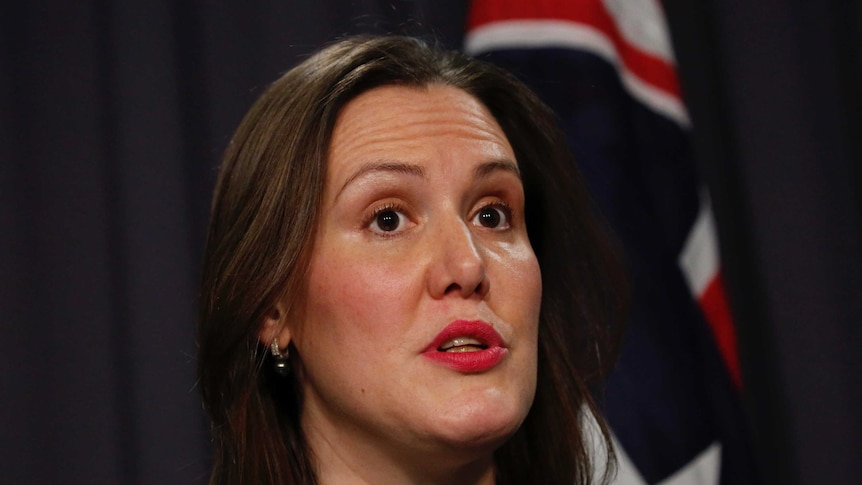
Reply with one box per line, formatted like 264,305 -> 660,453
423,347 -> 507,372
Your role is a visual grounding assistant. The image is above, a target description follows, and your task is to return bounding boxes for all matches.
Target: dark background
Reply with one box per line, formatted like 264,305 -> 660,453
1,1 -> 859,484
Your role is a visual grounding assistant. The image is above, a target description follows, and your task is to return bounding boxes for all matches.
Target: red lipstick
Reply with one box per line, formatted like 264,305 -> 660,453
422,320 -> 507,372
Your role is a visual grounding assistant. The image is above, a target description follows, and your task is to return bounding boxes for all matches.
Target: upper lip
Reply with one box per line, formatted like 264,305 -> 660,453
422,319 -> 505,353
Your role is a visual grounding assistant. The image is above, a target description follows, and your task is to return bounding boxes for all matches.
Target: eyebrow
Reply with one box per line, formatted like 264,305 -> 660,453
335,158 -> 521,200
337,161 -> 426,200
475,159 -> 521,179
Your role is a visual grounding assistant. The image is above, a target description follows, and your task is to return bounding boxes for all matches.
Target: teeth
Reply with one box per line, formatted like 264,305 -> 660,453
446,346 -> 483,352
439,337 -> 485,352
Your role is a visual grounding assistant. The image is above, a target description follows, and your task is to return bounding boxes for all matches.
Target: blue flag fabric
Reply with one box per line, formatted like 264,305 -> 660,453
465,1 -> 760,483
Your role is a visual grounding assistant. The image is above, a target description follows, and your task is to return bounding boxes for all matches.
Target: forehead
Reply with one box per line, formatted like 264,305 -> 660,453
326,84 -> 514,178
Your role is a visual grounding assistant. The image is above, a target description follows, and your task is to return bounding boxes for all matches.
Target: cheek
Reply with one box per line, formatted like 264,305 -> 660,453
492,242 -> 543,317
521,256 -> 543,352
518,247 -> 543,309
300,244 -> 419,347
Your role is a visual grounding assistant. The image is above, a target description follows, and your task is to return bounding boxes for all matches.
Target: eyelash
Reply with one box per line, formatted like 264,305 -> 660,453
474,200 -> 515,229
362,199 -> 516,234
363,202 -> 409,232
369,202 -> 403,218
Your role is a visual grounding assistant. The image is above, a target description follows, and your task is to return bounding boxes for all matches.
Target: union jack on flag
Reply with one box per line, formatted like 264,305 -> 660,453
465,0 -> 760,483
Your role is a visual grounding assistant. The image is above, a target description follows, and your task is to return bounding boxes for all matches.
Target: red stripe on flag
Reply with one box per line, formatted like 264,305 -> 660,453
467,0 -> 682,98
699,272 -> 742,389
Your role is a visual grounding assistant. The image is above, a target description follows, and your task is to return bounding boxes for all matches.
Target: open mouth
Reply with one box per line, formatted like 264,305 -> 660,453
422,320 -> 507,372
438,337 -> 489,352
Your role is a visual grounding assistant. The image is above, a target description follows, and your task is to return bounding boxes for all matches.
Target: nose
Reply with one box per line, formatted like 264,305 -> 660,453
426,217 -> 489,299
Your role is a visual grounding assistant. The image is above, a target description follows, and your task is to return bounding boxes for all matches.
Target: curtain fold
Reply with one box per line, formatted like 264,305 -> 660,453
0,2 -> 467,483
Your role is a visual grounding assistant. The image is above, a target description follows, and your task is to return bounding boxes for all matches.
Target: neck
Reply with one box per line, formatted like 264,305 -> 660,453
305,415 -> 498,485
316,451 -> 496,485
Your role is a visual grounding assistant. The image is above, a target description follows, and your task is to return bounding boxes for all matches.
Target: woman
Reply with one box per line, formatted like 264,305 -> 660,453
198,35 -> 626,484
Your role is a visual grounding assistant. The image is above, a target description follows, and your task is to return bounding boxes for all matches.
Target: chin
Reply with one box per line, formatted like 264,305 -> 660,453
428,388 -> 531,452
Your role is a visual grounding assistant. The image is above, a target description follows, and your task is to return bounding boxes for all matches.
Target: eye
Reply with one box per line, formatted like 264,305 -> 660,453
473,203 -> 511,230
369,206 -> 408,234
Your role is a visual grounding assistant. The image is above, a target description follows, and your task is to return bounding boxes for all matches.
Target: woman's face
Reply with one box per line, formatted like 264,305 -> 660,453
287,84 -> 542,466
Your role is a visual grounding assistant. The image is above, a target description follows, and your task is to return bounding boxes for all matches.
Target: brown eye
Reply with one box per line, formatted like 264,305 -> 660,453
474,205 -> 510,229
478,208 -> 501,228
371,209 -> 402,233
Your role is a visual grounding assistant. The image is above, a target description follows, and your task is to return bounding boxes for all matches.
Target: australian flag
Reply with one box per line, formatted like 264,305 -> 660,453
465,0 -> 760,483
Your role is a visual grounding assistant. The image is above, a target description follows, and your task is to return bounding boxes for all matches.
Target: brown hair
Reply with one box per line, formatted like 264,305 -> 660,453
198,35 -> 626,485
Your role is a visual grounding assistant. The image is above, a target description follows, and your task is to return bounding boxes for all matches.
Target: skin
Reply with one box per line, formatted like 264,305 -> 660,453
264,85 -> 542,484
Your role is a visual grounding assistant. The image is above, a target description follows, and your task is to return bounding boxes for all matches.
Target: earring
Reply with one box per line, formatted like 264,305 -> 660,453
270,338 -> 290,376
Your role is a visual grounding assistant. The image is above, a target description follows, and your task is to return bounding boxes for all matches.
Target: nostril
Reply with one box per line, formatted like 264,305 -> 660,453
444,281 -> 485,297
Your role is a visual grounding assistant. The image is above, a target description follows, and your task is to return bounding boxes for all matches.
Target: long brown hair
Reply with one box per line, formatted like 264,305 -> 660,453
198,35 -> 627,485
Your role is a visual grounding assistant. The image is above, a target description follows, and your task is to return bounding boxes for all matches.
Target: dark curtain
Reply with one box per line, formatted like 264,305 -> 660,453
0,2 -> 466,484
1,1 -> 860,484
665,1 -> 862,484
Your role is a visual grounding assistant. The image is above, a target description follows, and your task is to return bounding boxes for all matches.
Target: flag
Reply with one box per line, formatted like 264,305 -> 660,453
465,0 -> 759,483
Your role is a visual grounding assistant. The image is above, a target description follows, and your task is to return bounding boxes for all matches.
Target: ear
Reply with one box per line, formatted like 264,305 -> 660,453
259,300 -> 292,351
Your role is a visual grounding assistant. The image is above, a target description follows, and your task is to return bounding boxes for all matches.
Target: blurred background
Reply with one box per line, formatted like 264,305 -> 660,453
1,1 -> 860,484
